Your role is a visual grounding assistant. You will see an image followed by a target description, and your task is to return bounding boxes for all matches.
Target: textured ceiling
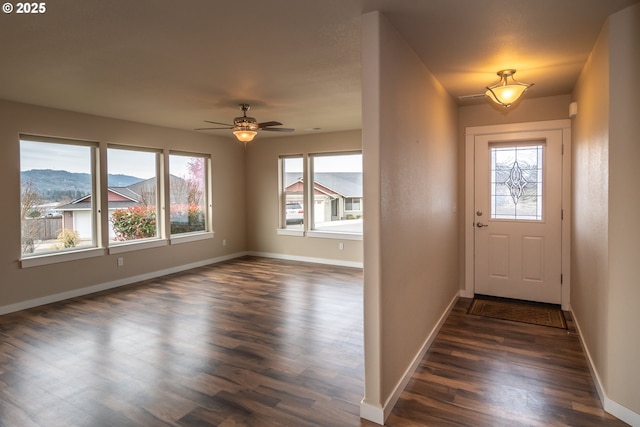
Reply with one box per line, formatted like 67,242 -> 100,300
0,0 -> 637,139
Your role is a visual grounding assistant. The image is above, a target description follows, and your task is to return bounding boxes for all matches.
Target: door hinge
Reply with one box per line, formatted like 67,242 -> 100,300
561,209 -> 564,220
562,143 -> 564,155
561,274 -> 563,284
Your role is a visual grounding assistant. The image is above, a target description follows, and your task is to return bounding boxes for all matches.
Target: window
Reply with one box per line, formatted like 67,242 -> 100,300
20,137 -> 98,257
345,197 -> 362,212
281,156 -> 304,229
311,153 -> 362,234
491,144 -> 543,221
169,152 -> 210,235
19,138 -> 212,265
107,146 -> 161,243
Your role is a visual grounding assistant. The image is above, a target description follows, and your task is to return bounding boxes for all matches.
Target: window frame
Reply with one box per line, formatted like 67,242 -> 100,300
309,151 -> 363,236
106,144 -> 165,250
19,138 -> 216,268
168,151 -> 214,244
278,154 -> 305,235
19,135 -> 103,267
277,151 -> 363,240
345,197 -> 362,212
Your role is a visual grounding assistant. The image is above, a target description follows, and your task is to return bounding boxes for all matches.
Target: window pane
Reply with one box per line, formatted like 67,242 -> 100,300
490,145 -> 543,221
20,139 -> 96,256
311,153 -> 363,233
169,154 -> 208,235
282,157 -> 304,229
107,148 -> 159,243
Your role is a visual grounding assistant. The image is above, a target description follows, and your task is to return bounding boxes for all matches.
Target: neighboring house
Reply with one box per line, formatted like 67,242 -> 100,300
57,186 -> 145,240
56,174 -> 196,240
285,172 -> 363,223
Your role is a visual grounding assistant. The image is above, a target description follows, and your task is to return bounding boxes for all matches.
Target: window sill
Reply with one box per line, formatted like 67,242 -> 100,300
306,231 -> 363,240
170,231 -> 215,245
277,228 -> 305,237
108,239 -> 168,254
21,247 -> 105,268
276,228 -> 363,240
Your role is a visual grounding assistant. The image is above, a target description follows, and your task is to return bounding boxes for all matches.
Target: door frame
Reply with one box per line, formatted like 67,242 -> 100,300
463,120 -> 572,310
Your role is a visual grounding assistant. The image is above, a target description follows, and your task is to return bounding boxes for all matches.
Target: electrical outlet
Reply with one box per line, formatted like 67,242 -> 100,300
117,257 -> 124,267
339,242 -> 344,251
222,239 -> 227,246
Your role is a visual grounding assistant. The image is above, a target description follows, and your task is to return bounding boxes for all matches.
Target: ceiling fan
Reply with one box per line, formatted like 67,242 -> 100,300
195,103 -> 294,142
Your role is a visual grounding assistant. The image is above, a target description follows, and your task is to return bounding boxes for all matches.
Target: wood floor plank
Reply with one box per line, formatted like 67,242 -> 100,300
0,256 -> 628,426
385,298 -> 628,427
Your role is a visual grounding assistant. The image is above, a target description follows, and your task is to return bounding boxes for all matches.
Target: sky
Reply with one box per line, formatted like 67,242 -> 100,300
108,148 -> 157,178
20,139 -> 194,179
21,140 -> 93,174
21,139 -> 361,177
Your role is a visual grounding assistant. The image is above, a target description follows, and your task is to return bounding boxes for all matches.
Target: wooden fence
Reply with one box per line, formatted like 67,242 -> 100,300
25,217 -> 63,241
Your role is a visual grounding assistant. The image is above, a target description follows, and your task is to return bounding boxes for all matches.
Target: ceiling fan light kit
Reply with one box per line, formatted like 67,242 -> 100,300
195,103 -> 294,142
485,69 -> 533,107
233,130 -> 257,142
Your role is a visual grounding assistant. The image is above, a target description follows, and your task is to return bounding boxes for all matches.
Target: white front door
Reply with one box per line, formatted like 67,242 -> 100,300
473,129 -> 563,304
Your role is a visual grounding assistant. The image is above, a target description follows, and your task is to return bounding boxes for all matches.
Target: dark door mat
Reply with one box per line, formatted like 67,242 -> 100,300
468,296 -> 567,329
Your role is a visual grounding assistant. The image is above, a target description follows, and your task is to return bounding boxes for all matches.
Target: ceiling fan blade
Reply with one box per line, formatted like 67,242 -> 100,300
204,120 -> 235,126
194,126 -> 233,130
257,121 -> 283,128
261,127 -> 294,132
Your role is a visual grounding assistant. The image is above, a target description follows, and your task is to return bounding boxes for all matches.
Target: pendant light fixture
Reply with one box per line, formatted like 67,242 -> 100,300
485,69 -> 533,107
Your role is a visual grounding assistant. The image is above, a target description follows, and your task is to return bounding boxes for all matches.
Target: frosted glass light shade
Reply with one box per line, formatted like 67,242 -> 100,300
485,69 -> 533,107
233,130 -> 257,142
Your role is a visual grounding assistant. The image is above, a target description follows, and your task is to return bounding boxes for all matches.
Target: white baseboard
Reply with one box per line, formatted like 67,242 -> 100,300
0,252 -> 248,316
360,292 -> 460,425
571,307 -> 640,426
359,401 -> 385,425
605,399 -> 640,427
247,251 -> 363,269
3,251 -> 360,316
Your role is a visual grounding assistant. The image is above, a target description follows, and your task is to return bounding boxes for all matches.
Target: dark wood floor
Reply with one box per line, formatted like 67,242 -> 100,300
0,256 -> 627,426
385,300 -> 628,427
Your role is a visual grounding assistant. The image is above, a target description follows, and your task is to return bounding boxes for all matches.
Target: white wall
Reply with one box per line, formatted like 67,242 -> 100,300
244,130 -> 363,266
360,11 -> 459,423
0,99 -> 246,311
572,3 -> 640,423
607,3 -> 640,414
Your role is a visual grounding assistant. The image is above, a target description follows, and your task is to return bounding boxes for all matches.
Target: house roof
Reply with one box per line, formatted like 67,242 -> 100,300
285,172 -> 362,198
108,187 -> 141,202
56,200 -> 139,211
57,175 -> 187,211
56,189 -> 141,211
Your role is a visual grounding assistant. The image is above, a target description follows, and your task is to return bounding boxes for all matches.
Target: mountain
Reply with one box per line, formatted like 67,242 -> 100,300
21,169 -> 143,202
108,174 -> 145,187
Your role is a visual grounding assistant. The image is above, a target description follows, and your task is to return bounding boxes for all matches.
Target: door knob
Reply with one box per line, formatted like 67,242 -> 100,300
476,222 -> 488,228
